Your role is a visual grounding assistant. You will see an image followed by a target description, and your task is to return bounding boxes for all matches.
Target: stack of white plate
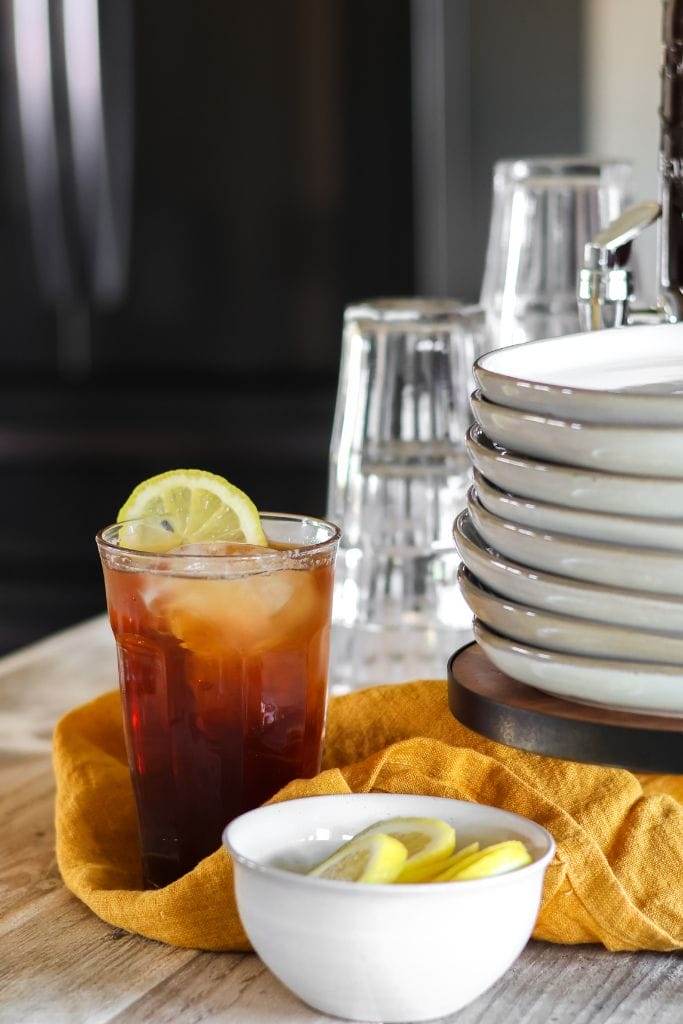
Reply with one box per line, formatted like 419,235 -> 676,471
453,323 -> 683,717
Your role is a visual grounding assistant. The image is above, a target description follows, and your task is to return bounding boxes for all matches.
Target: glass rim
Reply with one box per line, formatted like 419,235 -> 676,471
96,510 -> 341,563
344,296 -> 465,326
494,155 -> 632,181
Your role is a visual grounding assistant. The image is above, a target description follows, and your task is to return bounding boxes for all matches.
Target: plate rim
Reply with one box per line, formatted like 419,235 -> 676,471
474,322 -> 683,403
453,508 -> 683,610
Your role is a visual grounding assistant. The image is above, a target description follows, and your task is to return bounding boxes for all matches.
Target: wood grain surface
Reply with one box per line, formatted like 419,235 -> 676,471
0,617 -> 681,1024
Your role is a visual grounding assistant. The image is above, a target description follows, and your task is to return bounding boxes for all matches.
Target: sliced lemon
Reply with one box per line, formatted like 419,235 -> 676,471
353,817 -> 456,883
394,841 -> 479,884
308,833 -> 408,884
116,469 -> 267,552
426,842 -> 481,883
432,844 -> 484,882
450,840 -> 532,881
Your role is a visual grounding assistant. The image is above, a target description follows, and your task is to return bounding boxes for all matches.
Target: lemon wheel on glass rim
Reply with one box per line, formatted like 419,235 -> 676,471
116,469 -> 267,552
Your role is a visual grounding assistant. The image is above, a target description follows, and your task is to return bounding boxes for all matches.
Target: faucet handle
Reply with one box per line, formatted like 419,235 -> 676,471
584,201 -> 661,269
578,201 -> 662,330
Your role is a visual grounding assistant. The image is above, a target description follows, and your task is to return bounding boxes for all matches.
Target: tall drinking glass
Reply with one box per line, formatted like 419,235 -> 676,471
327,298 -> 487,692
97,513 -> 339,888
480,157 -> 633,347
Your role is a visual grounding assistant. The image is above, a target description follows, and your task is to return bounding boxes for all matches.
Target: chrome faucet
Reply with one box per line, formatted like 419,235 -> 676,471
578,0 -> 683,330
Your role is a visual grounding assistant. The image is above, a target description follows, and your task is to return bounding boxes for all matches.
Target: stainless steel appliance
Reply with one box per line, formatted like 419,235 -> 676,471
4,0 -> 134,376
0,1 -> 414,652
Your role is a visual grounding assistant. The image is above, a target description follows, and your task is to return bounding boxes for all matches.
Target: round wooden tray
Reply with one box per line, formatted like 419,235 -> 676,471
448,643 -> 683,774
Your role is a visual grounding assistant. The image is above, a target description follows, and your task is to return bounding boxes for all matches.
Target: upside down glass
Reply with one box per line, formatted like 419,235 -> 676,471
327,298 -> 488,691
480,157 -> 633,347
97,513 -> 339,888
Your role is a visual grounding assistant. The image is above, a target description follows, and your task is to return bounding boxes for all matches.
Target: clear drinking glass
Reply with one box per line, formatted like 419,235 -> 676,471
327,298 -> 487,692
97,513 -> 339,888
480,157 -> 633,347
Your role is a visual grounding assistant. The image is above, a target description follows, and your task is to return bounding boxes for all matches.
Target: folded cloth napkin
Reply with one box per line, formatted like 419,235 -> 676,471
53,680 -> 683,952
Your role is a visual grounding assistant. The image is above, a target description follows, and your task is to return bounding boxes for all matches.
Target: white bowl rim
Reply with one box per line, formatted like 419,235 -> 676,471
222,793 -> 555,895
471,388 -> 683,435
474,323 -> 683,402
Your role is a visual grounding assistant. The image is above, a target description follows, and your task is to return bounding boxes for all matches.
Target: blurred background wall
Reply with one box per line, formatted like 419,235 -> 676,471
0,0 -> 663,651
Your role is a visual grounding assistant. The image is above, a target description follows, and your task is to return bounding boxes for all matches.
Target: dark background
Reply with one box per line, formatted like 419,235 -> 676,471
0,0 -> 583,652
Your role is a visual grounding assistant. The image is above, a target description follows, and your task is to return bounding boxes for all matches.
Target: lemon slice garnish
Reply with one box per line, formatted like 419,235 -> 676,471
353,817 -> 456,883
308,834 -> 407,884
116,469 -> 267,552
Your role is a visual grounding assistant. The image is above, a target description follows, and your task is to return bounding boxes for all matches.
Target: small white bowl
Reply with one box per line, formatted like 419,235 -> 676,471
223,793 -> 555,1023
474,619 -> 683,717
468,489 -> 683,597
474,469 -> 683,551
466,424 -> 683,519
459,565 -> 683,664
471,390 -> 683,478
473,323 -> 683,424
453,510 -> 683,634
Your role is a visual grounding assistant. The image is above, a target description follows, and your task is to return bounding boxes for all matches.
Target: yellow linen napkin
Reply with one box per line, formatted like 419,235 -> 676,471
53,681 -> 683,952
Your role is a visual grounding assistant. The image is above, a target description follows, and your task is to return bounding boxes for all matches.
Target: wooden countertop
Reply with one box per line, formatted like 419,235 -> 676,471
1,617 -> 681,1024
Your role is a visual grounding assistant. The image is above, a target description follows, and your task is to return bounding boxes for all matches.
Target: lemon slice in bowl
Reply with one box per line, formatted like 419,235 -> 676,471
449,840 -> 532,881
431,843 -> 485,882
308,834 -> 408,884
116,469 -> 267,552
354,817 -> 456,883
422,842 -> 481,883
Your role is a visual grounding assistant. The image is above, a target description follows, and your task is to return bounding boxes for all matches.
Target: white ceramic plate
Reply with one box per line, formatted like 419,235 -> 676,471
474,619 -> 683,717
466,424 -> 683,518
467,489 -> 683,597
474,322 -> 683,424
473,470 -> 683,551
453,510 -> 683,634
459,566 -> 683,664
471,390 -> 683,478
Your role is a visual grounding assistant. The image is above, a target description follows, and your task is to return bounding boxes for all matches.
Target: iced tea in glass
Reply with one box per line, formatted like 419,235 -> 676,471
97,513 -> 339,888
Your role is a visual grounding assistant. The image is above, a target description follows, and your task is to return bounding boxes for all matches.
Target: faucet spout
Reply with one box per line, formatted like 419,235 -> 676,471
577,202 -> 661,331
577,1 -> 683,330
